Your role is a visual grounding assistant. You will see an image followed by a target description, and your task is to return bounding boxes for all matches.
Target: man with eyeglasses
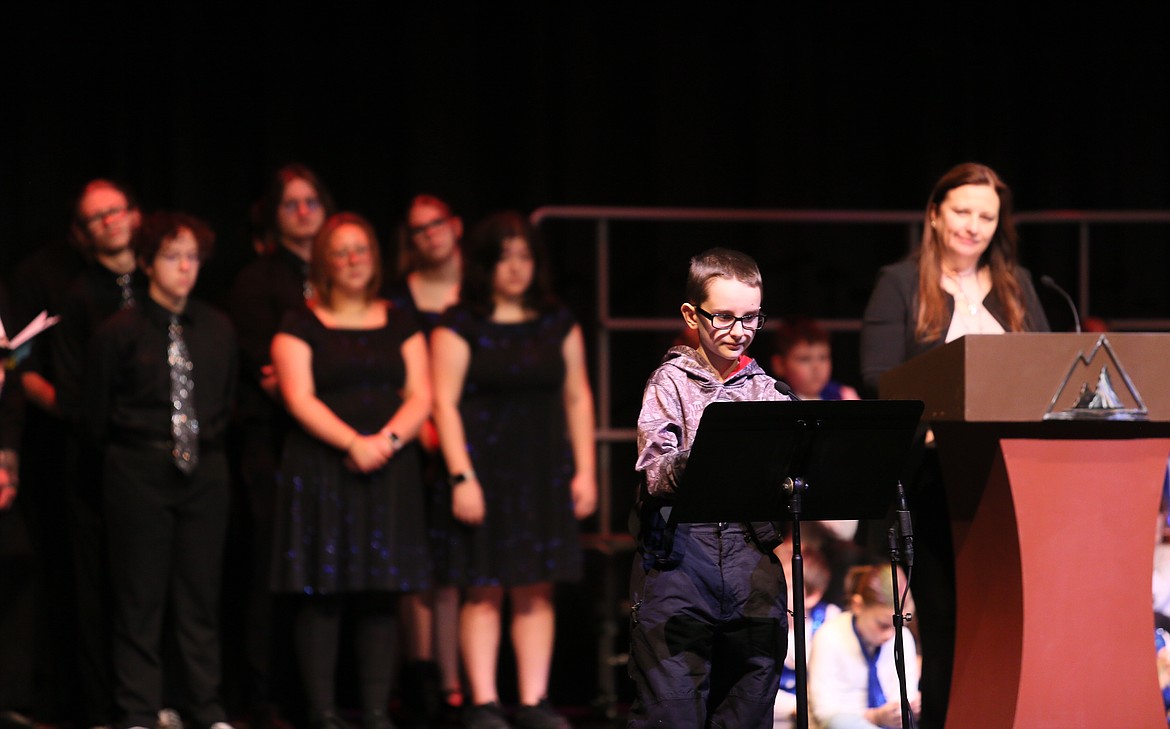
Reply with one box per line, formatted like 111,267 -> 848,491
54,180 -> 145,411
227,164 -> 335,729
43,179 -> 146,729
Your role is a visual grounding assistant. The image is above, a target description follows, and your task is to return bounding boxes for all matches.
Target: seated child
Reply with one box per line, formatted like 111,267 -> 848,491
774,546 -> 842,729
808,564 -> 920,729
770,316 -> 860,401
629,248 -> 790,729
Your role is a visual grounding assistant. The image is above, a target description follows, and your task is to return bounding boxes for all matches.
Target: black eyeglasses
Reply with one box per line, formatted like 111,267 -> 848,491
694,306 -> 766,331
83,205 -> 129,226
409,216 -> 451,237
280,198 -> 322,214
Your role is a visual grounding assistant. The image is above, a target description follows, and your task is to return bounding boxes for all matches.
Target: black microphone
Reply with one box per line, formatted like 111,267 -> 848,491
775,380 -> 800,400
1040,275 -> 1082,333
895,482 -> 914,567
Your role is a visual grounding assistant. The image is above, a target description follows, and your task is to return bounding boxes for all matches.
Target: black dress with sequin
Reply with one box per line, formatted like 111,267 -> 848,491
439,303 -> 583,587
270,304 -> 432,594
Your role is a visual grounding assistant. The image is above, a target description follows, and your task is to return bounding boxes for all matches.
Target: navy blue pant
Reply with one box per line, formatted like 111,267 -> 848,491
628,523 -> 787,729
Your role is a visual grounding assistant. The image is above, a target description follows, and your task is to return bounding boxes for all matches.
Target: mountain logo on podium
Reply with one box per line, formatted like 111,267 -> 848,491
1043,334 -> 1148,421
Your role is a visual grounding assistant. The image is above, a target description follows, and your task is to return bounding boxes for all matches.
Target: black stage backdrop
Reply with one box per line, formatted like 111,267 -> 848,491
3,4 -> 1169,301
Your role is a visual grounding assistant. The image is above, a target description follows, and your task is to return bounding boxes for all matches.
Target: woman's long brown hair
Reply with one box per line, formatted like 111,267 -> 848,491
915,163 -> 1026,343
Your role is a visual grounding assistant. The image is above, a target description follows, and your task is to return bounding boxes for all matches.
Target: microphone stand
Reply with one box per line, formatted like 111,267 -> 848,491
777,382 -> 814,728
785,476 -> 811,729
1040,275 -> 1082,333
888,483 -> 917,729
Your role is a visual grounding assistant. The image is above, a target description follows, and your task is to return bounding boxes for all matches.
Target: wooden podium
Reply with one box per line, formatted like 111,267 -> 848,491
880,334 -> 1170,729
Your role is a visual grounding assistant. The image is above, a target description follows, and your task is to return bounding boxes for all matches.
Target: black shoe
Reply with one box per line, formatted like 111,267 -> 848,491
512,700 -> 569,729
0,712 -> 35,729
251,704 -> 295,729
311,710 -> 352,729
401,659 -> 442,727
440,689 -> 465,727
364,709 -> 397,729
462,702 -> 510,729
157,708 -> 184,729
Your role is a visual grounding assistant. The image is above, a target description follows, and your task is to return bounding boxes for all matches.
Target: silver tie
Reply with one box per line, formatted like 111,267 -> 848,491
168,315 -> 199,474
116,273 -> 136,309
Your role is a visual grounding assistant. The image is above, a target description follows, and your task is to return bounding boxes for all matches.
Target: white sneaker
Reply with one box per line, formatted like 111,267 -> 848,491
157,709 -> 183,729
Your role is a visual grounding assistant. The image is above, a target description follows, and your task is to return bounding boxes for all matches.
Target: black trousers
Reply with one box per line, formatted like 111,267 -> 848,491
235,421 -> 294,709
627,524 -> 788,729
65,439 -> 117,726
104,443 -> 230,729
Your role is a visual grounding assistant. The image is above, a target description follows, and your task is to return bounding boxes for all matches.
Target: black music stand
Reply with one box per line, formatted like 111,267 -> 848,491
669,399 -> 923,729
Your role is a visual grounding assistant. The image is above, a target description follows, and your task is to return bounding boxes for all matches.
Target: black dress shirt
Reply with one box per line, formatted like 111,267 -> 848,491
227,245 -> 308,423
51,263 -> 148,425
10,239 -> 87,382
85,297 -> 237,453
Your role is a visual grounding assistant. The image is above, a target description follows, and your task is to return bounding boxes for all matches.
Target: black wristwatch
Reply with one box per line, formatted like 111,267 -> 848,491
384,431 -> 402,452
448,471 -> 473,487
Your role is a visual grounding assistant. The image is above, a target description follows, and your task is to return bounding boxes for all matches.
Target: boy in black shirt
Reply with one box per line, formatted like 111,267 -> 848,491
86,213 -> 237,729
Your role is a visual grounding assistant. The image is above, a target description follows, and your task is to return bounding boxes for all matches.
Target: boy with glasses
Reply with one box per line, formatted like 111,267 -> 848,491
86,212 -> 237,729
628,248 -> 790,729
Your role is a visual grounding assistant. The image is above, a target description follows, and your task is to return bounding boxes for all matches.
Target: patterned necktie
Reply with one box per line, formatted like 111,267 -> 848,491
168,314 -> 199,474
116,272 -> 135,309
301,263 -> 313,301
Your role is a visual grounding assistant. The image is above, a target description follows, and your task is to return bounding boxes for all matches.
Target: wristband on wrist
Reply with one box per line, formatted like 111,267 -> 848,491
384,431 -> 402,452
448,471 -> 474,487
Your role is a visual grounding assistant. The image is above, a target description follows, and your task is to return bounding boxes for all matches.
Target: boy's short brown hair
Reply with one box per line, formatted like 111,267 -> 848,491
685,248 -> 763,304
133,211 -> 215,265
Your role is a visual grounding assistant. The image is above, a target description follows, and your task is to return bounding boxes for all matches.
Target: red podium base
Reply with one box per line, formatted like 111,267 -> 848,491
937,435 -> 1169,729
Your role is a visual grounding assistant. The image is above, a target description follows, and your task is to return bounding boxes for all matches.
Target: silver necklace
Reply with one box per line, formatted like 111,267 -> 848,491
946,269 -> 980,316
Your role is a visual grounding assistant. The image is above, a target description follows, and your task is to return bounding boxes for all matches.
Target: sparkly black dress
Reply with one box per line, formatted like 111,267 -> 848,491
271,303 -> 432,594
439,303 -> 583,587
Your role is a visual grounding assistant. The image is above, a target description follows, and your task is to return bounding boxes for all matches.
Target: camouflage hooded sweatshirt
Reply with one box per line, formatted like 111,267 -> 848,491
636,345 -> 790,499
